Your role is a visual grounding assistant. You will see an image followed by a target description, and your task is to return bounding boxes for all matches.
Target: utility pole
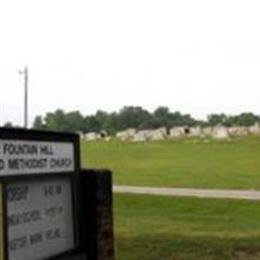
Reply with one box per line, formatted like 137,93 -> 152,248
19,67 -> 28,128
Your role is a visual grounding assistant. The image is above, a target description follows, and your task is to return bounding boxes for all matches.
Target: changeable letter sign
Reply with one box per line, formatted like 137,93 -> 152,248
0,128 -> 80,260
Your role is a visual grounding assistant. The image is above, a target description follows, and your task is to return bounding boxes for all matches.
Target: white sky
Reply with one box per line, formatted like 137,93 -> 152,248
0,0 -> 260,126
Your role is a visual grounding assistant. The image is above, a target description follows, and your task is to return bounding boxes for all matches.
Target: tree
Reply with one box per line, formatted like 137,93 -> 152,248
117,106 -> 152,130
153,107 -> 171,128
3,122 -> 13,128
32,106 -> 260,134
84,115 -> 101,133
44,110 -> 67,131
32,116 -> 45,130
64,111 -> 85,132
234,113 -> 259,126
102,112 -> 120,134
207,114 -> 228,126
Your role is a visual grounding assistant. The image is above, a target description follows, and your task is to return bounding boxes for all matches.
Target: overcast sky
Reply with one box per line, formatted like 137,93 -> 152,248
0,0 -> 260,126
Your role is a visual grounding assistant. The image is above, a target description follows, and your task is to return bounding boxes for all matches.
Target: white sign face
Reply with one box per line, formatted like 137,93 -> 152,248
7,178 -> 75,260
0,140 -> 74,176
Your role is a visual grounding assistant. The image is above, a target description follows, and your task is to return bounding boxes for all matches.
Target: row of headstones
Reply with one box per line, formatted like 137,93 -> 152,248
79,123 -> 260,142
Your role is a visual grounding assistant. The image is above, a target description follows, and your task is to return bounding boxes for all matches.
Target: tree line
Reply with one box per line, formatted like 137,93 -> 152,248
28,107 -> 260,134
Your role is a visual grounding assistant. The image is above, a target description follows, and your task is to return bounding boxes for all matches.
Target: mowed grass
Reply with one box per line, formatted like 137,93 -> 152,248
115,194 -> 260,260
81,136 -> 260,190
82,137 -> 260,259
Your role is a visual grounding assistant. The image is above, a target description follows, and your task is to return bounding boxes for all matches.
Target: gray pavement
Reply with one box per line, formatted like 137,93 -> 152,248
113,185 -> 260,200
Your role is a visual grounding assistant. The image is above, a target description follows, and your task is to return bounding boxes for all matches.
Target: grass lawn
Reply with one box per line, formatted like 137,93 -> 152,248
81,136 -> 260,190
115,194 -> 260,260
82,137 -> 260,259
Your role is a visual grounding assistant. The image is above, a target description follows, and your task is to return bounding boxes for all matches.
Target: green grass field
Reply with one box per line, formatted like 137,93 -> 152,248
81,136 -> 260,259
115,194 -> 260,260
82,136 -> 260,190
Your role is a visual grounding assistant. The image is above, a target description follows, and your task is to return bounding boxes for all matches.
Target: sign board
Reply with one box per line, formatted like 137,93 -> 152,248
7,178 -> 75,260
0,141 -> 74,176
0,184 -> 4,260
0,128 -> 80,260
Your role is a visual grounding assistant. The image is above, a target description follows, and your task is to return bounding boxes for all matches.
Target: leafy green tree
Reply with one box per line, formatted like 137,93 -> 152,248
153,106 -> 171,128
64,111 -> 85,132
207,114 -> 228,126
117,106 -> 152,130
102,112 -> 121,134
84,116 -> 101,133
44,110 -> 67,131
32,106 -> 260,134
32,116 -> 46,130
235,113 -> 259,126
